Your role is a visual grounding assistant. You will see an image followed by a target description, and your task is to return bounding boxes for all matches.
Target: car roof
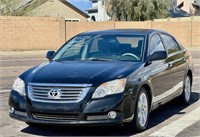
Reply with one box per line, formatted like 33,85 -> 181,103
80,29 -> 168,35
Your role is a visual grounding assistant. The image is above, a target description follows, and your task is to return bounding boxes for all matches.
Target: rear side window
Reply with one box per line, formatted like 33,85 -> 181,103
161,34 -> 181,54
149,34 -> 165,56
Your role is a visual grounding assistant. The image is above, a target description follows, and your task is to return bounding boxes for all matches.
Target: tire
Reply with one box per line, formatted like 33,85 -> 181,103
181,75 -> 192,105
132,88 -> 150,132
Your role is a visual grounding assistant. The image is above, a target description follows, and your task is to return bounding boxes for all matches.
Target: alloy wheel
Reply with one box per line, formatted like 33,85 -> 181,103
137,92 -> 148,127
184,76 -> 191,102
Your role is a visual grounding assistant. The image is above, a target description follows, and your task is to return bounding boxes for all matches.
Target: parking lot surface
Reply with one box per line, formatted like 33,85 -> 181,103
0,49 -> 199,137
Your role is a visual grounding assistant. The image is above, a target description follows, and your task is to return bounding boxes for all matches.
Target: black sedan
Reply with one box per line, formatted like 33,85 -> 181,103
9,29 -> 194,132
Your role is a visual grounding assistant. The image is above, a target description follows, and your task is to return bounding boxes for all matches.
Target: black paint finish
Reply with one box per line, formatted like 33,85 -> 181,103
9,29 -> 194,126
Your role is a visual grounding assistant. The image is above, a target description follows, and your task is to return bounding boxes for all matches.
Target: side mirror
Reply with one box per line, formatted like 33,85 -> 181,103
149,51 -> 167,62
46,51 -> 55,60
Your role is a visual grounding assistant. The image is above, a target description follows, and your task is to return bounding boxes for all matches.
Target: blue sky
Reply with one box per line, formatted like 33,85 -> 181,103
67,0 -> 91,13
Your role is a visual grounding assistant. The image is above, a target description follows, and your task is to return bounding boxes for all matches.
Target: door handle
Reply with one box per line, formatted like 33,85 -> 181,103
182,57 -> 186,61
168,63 -> 173,68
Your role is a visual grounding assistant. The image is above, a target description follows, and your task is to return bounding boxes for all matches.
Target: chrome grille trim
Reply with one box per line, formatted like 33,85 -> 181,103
28,83 -> 92,103
32,113 -> 79,121
29,83 -> 92,87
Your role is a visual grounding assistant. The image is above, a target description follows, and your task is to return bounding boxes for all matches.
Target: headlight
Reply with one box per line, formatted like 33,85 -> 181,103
92,78 -> 126,99
12,78 -> 25,96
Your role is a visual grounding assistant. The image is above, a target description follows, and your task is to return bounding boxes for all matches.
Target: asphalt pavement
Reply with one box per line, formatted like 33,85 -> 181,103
0,49 -> 199,137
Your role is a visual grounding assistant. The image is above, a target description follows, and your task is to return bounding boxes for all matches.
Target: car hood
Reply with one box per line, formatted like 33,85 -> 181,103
26,61 -> 142,86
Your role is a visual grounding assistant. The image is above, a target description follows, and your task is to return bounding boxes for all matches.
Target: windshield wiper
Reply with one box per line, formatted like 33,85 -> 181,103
86,58 -> 114,61
54,58 -> 114,62
54,59 -> 67,62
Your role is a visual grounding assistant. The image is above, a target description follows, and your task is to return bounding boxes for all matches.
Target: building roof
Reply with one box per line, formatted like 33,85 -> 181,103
59,0 -> 89,18
86,6 -> 98,12
15,0 -> 89,18
193,3 -> 200,9
193,0 -> 200,6
169,8 -> 191,18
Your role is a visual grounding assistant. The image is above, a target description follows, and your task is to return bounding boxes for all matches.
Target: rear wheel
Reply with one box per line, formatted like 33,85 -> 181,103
131,88 -> 150,132
181,75 -> 192,104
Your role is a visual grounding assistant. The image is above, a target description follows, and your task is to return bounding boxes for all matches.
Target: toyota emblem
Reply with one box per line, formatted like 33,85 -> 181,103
48,89 -> 61,99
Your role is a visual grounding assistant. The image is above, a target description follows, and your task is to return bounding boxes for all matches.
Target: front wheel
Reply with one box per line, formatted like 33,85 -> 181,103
131,88 -> 150,132
181,75 -> 192,104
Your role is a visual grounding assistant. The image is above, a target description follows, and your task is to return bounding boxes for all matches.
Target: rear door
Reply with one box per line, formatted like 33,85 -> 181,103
149,34 -> 174,103
161,34 -> 186,95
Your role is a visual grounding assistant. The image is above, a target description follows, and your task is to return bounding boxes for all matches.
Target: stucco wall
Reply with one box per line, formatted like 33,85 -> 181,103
0,16 -> 200,51
0,16 -> 65,51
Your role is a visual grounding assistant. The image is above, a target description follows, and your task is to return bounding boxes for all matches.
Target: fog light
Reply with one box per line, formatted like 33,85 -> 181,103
108,111 -> 117,119
10,107 -> 15,114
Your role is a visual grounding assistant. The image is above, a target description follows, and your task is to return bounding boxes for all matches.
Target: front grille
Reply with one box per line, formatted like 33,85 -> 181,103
32,113 -> 79,121
28,83 -> 91,103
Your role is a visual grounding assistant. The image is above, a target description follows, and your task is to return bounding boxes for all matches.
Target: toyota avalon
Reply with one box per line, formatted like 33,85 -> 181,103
9,29 -> 194,132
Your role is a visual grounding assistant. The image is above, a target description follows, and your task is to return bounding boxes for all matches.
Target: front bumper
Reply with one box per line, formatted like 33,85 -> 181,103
9,90 -> 135,125
9,110 -> 124,125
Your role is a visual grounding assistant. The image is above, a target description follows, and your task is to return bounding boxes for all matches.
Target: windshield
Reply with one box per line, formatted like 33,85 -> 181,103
53,34 -> 146,62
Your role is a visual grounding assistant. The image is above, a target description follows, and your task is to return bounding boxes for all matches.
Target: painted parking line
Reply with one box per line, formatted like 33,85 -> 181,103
0,58 -> 45,62
0,90 -> 10,93
150,106 -> 200,137
0,66 -> 33,69
0,74 -> 18,78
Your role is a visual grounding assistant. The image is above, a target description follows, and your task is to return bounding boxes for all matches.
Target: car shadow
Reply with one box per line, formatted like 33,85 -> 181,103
147,92 -> 199,129
21,92 -> 200,136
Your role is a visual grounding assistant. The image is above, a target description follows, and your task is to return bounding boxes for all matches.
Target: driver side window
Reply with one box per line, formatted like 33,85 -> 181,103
150,34 -> 165,56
